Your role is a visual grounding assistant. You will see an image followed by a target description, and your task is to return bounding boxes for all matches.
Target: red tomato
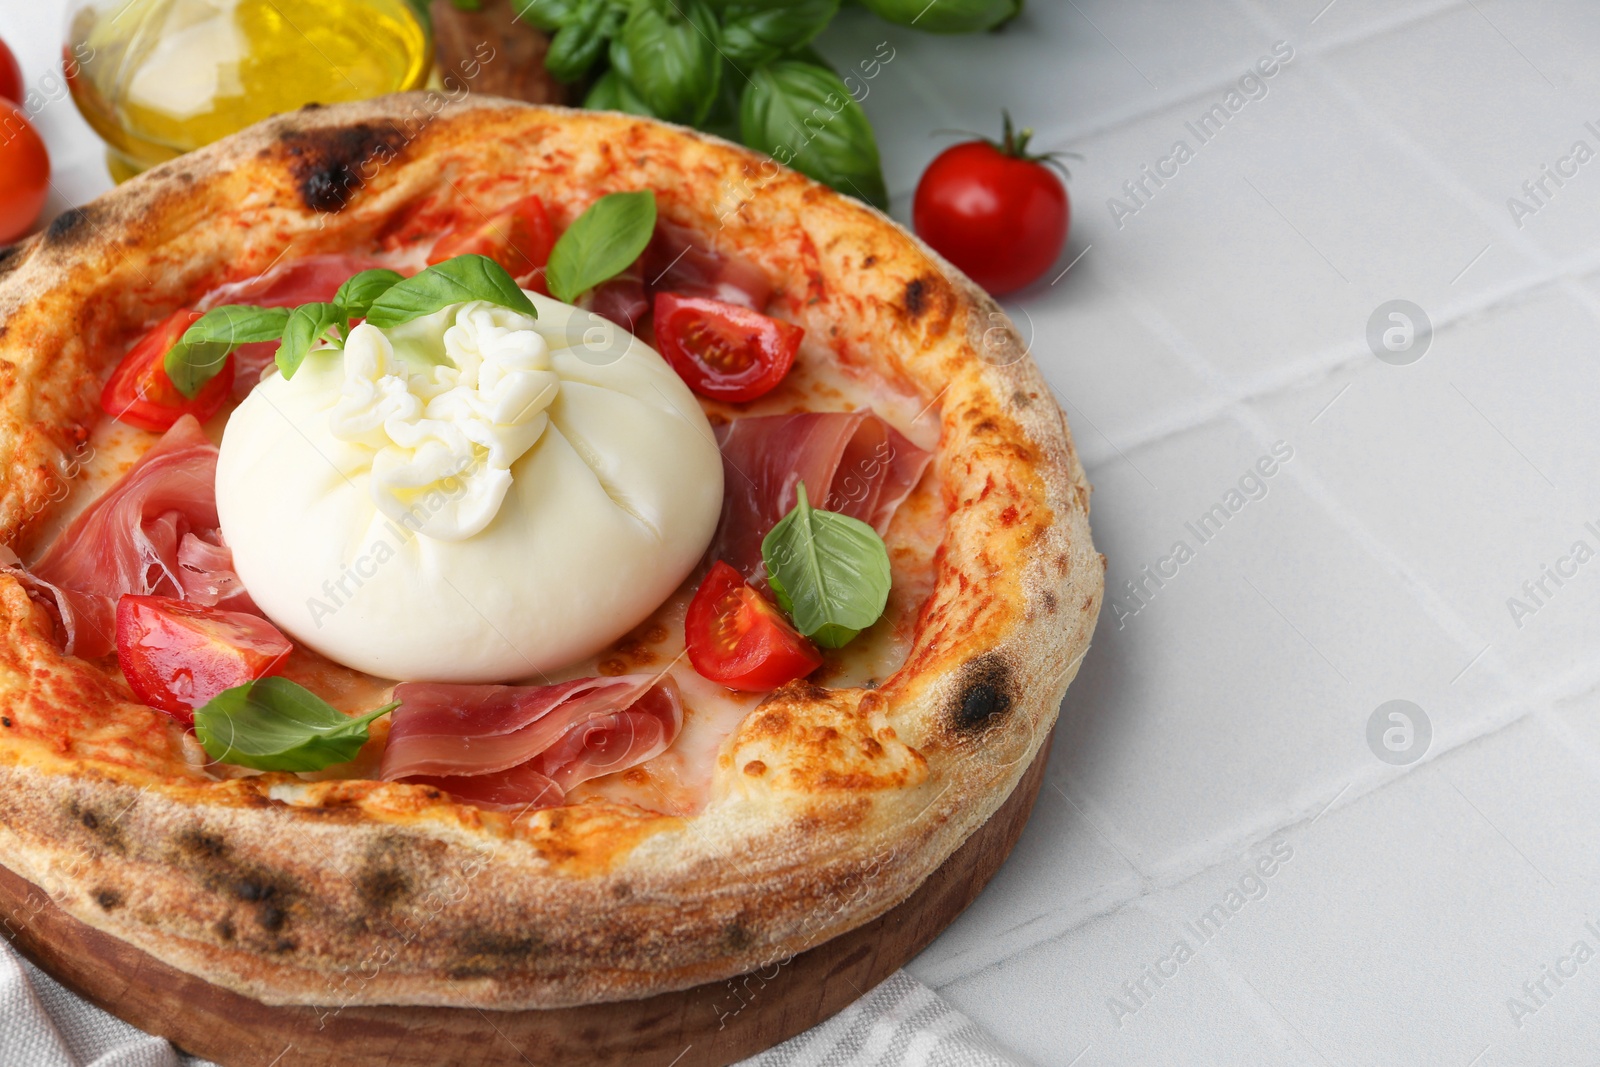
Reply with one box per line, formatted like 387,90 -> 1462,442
653,293 -> 803,403
0,37 -> 22,103
101,309 -> 234,433
116,596 -> 292,725
913,115 -> 1070,296
0,100 -> 49,245
685,561 -> 823,692
428,193 -> 555,289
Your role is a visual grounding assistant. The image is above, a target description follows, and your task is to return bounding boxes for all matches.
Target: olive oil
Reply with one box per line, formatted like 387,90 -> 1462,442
66,0 -> 431,181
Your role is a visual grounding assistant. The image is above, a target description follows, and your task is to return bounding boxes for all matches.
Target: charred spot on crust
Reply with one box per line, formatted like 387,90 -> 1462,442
45,207 -> 93,245
0,244 -> 22,274
723,922 -> 753,951
94,889 -> 122,910
216,918 -> 236,942
175,828 -> 298,936
1041,590 -> 1059,614
279,123 -> 402,213
68,800 -> 127,855
952,655 -> 1014,733
356,836 -> 413,910
449,931 -> 547,978
904,277 -> 928,317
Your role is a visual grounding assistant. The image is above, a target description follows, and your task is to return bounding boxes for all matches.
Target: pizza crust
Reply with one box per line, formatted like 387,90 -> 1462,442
0,96 -> 1101,1008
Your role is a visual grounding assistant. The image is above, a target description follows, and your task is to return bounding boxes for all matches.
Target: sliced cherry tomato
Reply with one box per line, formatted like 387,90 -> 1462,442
0,100 -> 49,245
913,114 -> 1070,296
101,309 -> 234,433
653,293 -> 803,403
686,561 -> 822,692
428,193 -> 555,289
116,595 -> 292,725
0,38 -> 22,104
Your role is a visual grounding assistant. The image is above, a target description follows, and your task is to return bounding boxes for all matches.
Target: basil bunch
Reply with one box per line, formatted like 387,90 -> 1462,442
511,0 -> 1020,209
162,257 -> 535,397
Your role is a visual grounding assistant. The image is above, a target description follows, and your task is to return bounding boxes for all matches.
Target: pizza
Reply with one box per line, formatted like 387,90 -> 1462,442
0,95 -> 1101,1009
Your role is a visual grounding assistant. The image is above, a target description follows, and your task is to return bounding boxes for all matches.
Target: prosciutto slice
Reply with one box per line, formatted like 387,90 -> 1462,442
643,219 -> 772,310
380,675 -> 682,812
710,411 -> 933,580
18,416 -> 251,658
199,253 -> 389,395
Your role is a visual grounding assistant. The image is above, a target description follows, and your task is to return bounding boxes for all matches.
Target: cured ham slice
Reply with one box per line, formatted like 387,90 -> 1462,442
17,416 -> 251,658
381,675 -> 682,812
644,220 -> 772,310
200,253 -> 389,395
710,411 -> 933,580
581,259 -> 649,333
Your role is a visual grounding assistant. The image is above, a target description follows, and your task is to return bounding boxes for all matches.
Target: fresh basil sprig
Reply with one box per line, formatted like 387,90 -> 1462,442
333,268 -> 406,328
545,191 -> 658,304
721,0 -> 840,67
761,482 -> 892,649
163,305 -> 292,398
276,302 -> 348,380
859,0 -> 1020,34
194,677 -> 398,773
614,0 -> 722,124
366,254 -> 538,328
741,61 -> 889,210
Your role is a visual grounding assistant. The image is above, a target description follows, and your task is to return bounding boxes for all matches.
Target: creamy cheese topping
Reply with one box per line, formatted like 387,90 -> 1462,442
215,294 -> 724,683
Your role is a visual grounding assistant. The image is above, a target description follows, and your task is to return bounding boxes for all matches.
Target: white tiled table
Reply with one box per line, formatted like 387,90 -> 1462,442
10,2 -> 1600,1064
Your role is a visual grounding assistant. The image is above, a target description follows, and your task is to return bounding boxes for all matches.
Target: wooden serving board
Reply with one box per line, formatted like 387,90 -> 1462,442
1,732 -> 1052,1067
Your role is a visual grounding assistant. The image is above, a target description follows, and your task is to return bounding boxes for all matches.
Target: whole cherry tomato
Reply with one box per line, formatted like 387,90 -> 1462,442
116,596 -> 292,725
429,193 -> 556,291
685,561 -> 822,692
0,100 -> 49,245
653,293 -> 804,403
912,113 -> 1071,296
101,309 -> 235,432
0,37 -> 22,103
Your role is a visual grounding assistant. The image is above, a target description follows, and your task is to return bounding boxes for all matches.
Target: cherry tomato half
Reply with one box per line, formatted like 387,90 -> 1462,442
685,561 -> 822,692
913,116 -> 1069,296
653,293 -> 804,403
428,193 -> 555,290
101,309 -> 234,433
0,100 -> 49,245
116,595 -> 292,725
0,37 -> 23,104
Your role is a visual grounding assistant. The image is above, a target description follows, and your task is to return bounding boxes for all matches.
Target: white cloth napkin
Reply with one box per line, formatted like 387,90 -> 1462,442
0,940 -> 1021,1067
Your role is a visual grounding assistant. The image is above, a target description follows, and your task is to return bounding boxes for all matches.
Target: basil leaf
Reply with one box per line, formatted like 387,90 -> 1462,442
739,61 -> 889,209
163,305 -> 291,398
721,0 -> 839,67
858,0 -> 1020,33
194,677 -> 397,773
615,0 -> 722,125
761,482 -> 891,649
585,69 -> 657,116
545,0 -> 625,83
512,0 -> 582,32
545,191 -> 657,304
274,302 -> 345,380
333,268 -> 405,326
365,254 -> 537,329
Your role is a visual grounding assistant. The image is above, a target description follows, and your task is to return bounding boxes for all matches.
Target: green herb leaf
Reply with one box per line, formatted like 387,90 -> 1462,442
512,0 -> 583,32
858,0 -> 1020,33
333,268 -> 405,327
193,677 -> 397,773
585,69 -> 658,117
545,191 -> 658,304
365,254 -> 537,329
721,0 -> 839,68
761,482 -> 892,649
275,302 -> 346,380
545,0 -> 626,82
163,305 -> 291,399
615,0 -> 722,124
739,61 -> 889,209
